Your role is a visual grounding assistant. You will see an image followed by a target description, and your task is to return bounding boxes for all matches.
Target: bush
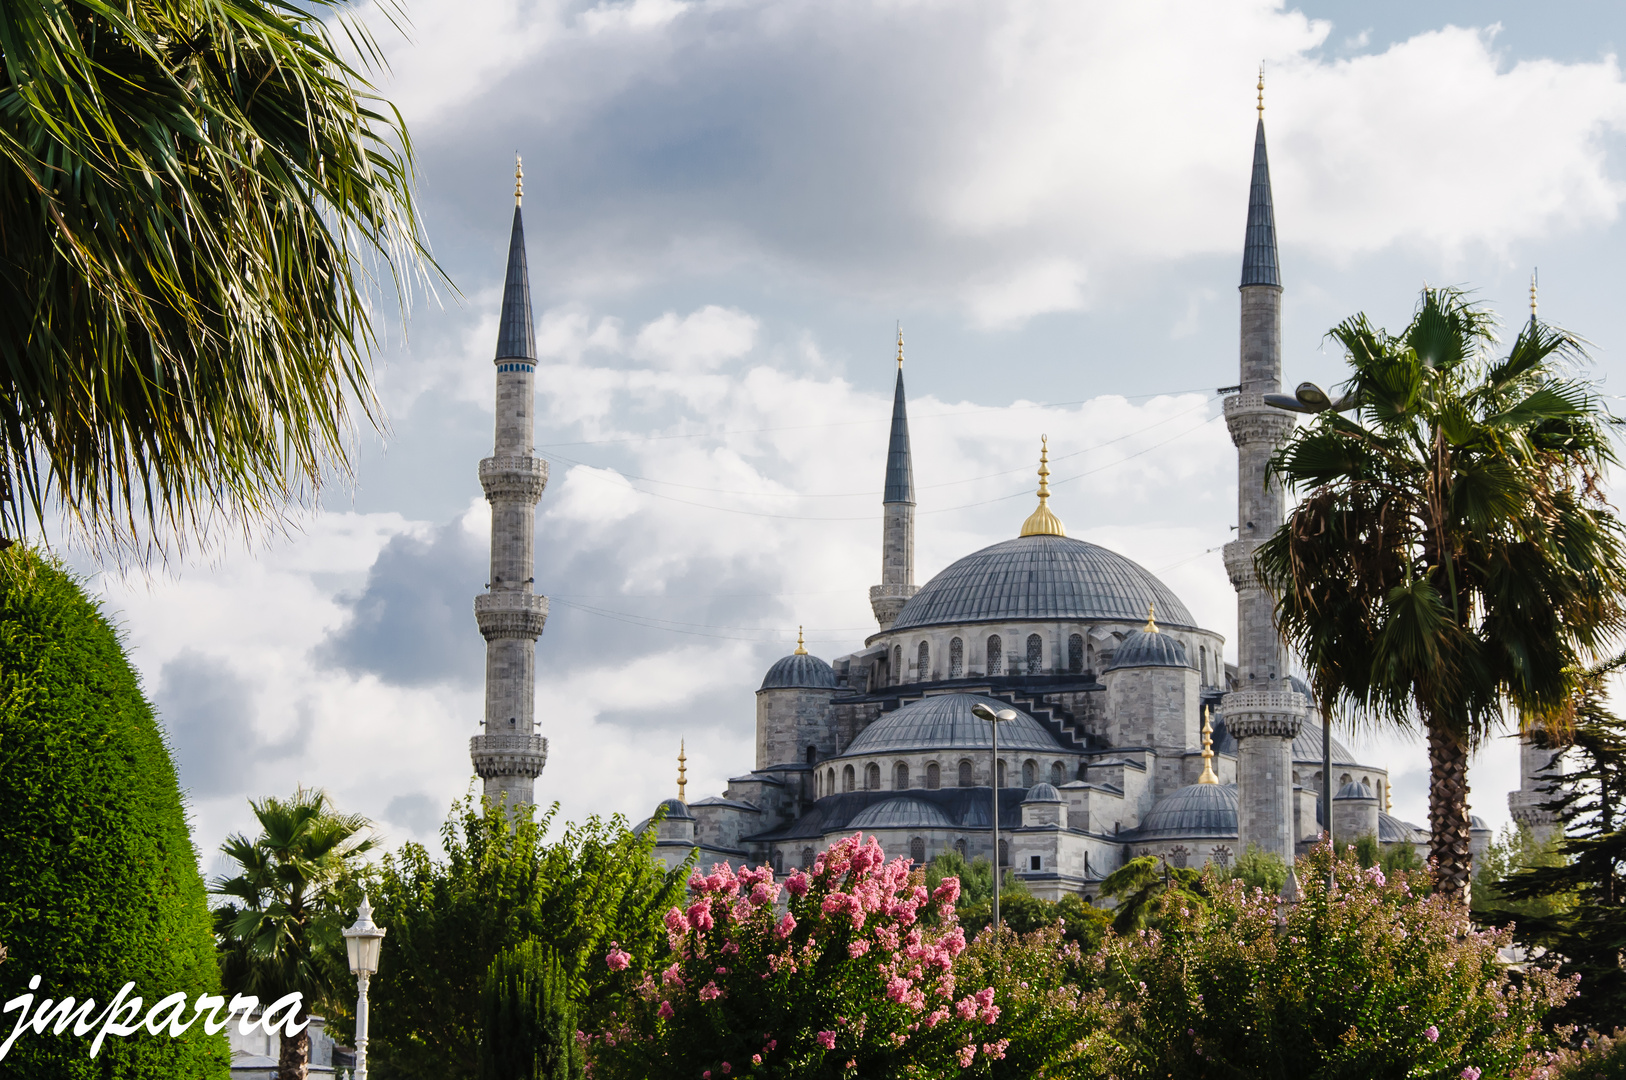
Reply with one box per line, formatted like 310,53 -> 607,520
479,941 -> 584,1080
0,549 -> 228,1077
1228,845 -> 1288,894
1517,1030 -> 1626,1080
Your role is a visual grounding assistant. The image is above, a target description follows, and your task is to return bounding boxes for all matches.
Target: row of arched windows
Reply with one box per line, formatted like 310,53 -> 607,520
817,757 -> 1072,796
779,838 -> 1011,873
893,632 -> 1096,684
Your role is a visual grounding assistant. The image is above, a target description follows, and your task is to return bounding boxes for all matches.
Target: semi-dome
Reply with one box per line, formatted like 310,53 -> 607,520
1211,717 -> 1358,766
890,534 -> 1194,632
1378,812 -> 1424,844
1106,627 -> 1190,671
1134,783 -> 1238,840
1335,780 -> 1375,801
849,798 -> 956,830
1024,782 -> 1062,803
760,651 -> 837,691
843,693 -> 1064,755
655,797 -> 693,820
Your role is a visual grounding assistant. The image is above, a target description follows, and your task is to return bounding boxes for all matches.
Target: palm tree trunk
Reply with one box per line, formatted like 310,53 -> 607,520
278,1021 -> 310,1080
1427,724 -> 1474,904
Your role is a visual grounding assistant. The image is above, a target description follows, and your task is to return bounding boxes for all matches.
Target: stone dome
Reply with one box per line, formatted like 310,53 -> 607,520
890,534 -> 1194,632
1378,811 -> 1423,844
1106,628 -> 1190,671
1335,780 -> 1375,801
1211,717 -> 1358,765
656,797 -> 693,820
849,797 -> 956,830
1024,782 -> 1062,803
1134,783 -> 1238,840
760,651 -> 837,691
842,693 -> 1064,755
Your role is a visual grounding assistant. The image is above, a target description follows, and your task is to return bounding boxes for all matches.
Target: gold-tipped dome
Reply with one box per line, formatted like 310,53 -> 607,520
794,626 -> 807,655
1019,436 -> 1066,537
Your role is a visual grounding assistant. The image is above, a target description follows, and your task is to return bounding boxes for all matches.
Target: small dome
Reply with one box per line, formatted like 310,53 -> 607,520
1024,782 -> 1062,803
849,798 -> 955,830
1106,628 -> 1190,671
656,797 -> 693,820
1470,815 -> 1490,832
1134,783 -> 1238,840
760,652 -> 837,691
1334,780 -> 1375,801
1378,812 -> 1423,844
842,693 -> 1063,755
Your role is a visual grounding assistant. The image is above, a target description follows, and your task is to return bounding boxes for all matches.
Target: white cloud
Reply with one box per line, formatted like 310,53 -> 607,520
632,305 -> 759,369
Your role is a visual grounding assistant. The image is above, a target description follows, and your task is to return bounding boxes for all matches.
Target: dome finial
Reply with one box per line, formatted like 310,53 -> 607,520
677,740 -> 687,802
1257,63 -> 1265,117
514,154 -> 523,206
1019,435 -> 1066,537
794,625 -> 807,655
1530,268 -> 1539,321
1198,707 -> 1219,784
896,324 -> 904,369
1145,603 -> 1157,633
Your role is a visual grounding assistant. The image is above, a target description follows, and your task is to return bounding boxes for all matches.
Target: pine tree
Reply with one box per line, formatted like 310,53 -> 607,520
479,941 -> 583,1080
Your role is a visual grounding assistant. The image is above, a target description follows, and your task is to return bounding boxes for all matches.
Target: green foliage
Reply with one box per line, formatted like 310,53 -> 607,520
364,796 -> 690,1080
1099,856 -> 1207,933
1228,845 -> 1288,894
479,941 -> 584,1080
0,548 -> 228,1077
1103,847 -> 1571,1078
1517,1029 -> 1626,1079
925,850 -> 1000,908
955,889 -> 1107,952
1473,824 -> 1569,922
0,0 -> 434,559
1382,842 -> 1429,876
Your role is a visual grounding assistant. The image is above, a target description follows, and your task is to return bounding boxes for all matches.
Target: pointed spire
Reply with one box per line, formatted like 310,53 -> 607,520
1198,707 -> 1219,784
496,166 -> 536,362
794,626 -> 807,655
677,740 -> 688,802
1019,436 -> 1066,537
883,330 -> 914,505
1240,73 -> 1281,289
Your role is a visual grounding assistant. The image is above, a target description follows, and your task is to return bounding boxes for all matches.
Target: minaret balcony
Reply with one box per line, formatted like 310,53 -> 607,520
470,732 -> 549,777
474,592 -> 549,641
1219,688 -> 1307,740
479,456 -> 549,503
1223,393 -> 1298,449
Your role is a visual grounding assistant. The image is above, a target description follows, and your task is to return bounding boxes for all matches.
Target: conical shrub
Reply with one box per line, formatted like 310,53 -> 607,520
479,940 -> 583,1080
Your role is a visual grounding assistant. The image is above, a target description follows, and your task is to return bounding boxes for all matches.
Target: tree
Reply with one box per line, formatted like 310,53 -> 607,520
1228,844 -> 1289,894
0,548 -> 228,1077
1098,855 -> 1208,934
479,941 -> 584,1080
212,789 -> 377,1080
1256,287 -> 1626,903
361,797 -> 691,1080
1472,823 -> 1568,923
0,0 -> 432,559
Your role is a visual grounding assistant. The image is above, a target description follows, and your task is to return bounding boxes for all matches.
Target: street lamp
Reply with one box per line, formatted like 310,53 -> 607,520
343,893 -> 387,1080
971,702 -> 1018,934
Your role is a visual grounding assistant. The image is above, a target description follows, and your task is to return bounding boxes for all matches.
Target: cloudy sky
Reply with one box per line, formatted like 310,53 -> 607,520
75,0 -> 1626,870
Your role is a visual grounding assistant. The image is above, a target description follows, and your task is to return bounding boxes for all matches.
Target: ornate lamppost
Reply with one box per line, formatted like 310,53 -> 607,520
342,894 -> 387,1080
971,702 -> 1018,932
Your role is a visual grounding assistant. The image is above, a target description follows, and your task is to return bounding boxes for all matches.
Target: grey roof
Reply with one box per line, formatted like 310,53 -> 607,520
1106,628 -> 1190,671
884,368 -> 914,505
760,652 -> 837,691
1378,811 -> 1424,844
1335,780 -> 1375,801
842,693 -> 1065,756
1132,783 -> 1238,841
1024,782 -> 1062,803
496,206 -> 536,360
849,797 -> 955,830
746,788 -> 1030,843
1471,815 -> 1490,832
655,797 -> 693,821
1210,716 -> 1358,766
1240,118 -> 1280,288
891,534 -> 1194,632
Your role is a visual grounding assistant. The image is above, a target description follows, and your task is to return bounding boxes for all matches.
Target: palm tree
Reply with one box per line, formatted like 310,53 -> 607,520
0,0 -> 431,560
1256,287 -> 1626,904
214,788 -> 377,1080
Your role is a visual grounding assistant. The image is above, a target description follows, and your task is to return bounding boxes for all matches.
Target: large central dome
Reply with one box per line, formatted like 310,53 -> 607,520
891,534 -> 1194,632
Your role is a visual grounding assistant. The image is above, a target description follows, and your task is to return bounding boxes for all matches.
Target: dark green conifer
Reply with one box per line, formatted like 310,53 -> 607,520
479,941 -> 584,1080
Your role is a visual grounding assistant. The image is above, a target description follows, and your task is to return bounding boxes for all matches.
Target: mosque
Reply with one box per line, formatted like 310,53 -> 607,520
469,90 -> 1555,899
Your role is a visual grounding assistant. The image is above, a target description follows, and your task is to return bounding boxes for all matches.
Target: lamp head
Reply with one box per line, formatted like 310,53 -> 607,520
1295,382 -> 1331,409
971,703 -> 1018,723
343,892 -> 387,976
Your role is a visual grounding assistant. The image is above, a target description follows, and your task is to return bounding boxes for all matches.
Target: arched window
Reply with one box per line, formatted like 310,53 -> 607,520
843,765 -> 855,792
997,759 -> 1007,788
816,772 -> 822,798
1051,761 -> 1065,786
987,635 -> 1003,676
949,637 -> 964,679
917,640 -> 930,681
806,745 -> 817,764
926,763 -> 941,790
1211,844 -> 1233,868
1339,773 -> 1352,787
827,768 -> 836,794
910,837 -> 926,864
998,839 -> 1009,867
1200,647 -> 1209,685
865,763 -> 880,790
1170,845 -> 1190,870
773,850 -> 784,873
893,644 -> 903,685
801,847 -> 815,869
955,838 -> 967,859
1022,759 -> 1037,787
1026,634 -> 1042,674
958,760 -> 974,787
1068,633 -> 1084,674
894,762 -> 909,790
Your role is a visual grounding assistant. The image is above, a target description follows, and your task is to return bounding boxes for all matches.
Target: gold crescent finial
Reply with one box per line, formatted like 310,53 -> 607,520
677,740 -> 688,802
794,626 -> 807,655
896,324 -> 904,369
1257,64 -> 1265,117
1530,268 -> 1539,320
515,154 -> 524,206
1145,603 -> 1157,633
1019,436 -> 1066,537
1198,707 -> 1219,784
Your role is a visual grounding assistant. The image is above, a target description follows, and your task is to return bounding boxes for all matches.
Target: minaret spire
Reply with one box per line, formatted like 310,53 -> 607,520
470,169 -> 550,808
1019,436 -> 1065,537
870,327 -> 918,632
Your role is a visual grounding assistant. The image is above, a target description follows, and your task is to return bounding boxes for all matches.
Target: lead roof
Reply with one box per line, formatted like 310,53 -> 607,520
496,206 -> 536,360
1240,118 -> 1281,288
884,368 -> 914,504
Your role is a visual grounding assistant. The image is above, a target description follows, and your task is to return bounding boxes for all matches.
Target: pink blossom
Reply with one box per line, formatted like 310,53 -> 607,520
665,907 -> 691,934
786,871 -> 810,897
752,1055 -> 762,1065
982,1039 -> 1010,1061
721,941 -> 739,956
688,900 -> 715,932
606,943 -> 632,971
1367,866 -> 1387,887
925,1008 -> 948,1029
703,1073 -> 710,1079
699,981 -> 724,1002
886,975 -> 912,1003
775,912 -> 797,939
848,940 -> 871,957
750,882 -> 774,905
1462,1070 -> 1481,1080
657,1001 -> 674,1019
662,964 -> 685,988
957,1044 -> 976,1067
720,1063 -> 731,1075
1425,1025 -> 1439,1043
955,997 -> 978,1020
816,1030 -> 837,1050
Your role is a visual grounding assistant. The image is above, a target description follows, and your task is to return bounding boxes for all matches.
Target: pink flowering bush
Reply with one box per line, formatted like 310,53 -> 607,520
587,833 -> 1097,1080
1103,845 -> 1573,1079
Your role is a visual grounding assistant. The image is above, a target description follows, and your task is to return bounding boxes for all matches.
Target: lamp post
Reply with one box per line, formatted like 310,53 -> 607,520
342,894 -> 387,1080
971,702 -> 1018,933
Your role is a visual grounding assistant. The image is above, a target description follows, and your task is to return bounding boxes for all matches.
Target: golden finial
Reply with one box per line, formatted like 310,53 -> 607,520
1530,268 -> 1538,320
1257,64 -> 1265,117
1019,435 -> 1066,537
794,626 -> 808,655
896,325 -> 904,369
1198,707 -> 1219,784
1385,780 -> 1392,813
514,154 -> 524,206
1145,603 -> 1158,633
677,740 -> 688,802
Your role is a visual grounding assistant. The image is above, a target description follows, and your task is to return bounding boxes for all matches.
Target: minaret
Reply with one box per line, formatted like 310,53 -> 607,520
1221,73 -> 1307,863
470,158 -> 550,807
869,329 -> 918,629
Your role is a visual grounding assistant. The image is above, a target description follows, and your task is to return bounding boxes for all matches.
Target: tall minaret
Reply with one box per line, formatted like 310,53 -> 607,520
470,158 -> 550,807
869,329 -> 917,630
1221,74 -> 1307,863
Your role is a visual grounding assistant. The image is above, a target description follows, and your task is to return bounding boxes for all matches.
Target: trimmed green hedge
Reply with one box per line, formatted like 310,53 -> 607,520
0,549 -> 228,1077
